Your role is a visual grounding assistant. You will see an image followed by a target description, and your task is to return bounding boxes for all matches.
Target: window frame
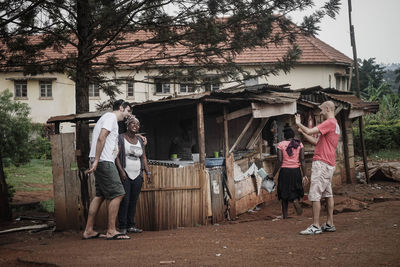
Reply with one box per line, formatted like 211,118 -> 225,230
89,83 -> 100,98
39,80 -> 53,99
155,78 -> 170,94
179,79 -> 195,93
14,80 -> 28,99
126,81 -> 135,98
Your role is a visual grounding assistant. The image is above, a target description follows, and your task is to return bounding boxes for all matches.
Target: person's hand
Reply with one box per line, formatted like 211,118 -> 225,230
85,161 -> 98,175
120,171 -> 127,180
302,176 -> 309,186
137,134 -> 147,146
146,172 -> 152,184
295,114 -> 301,126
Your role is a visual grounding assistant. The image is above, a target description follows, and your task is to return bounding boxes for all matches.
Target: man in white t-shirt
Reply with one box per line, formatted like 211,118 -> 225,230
82,99 -> 132,240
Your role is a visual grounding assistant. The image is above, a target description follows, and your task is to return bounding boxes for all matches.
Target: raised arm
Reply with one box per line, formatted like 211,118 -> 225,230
295,114 -> 321,136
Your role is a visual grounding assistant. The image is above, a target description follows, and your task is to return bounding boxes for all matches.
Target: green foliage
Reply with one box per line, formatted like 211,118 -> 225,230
352,58 -> 385,96
0,90 -> 33,166
40,199 -> 54,213
3,170 -> 15,203
30,123 -> 52,160
354,120 -> 400,154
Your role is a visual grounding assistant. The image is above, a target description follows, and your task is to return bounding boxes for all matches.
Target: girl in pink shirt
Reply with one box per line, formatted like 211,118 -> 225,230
268,125 -> 306,219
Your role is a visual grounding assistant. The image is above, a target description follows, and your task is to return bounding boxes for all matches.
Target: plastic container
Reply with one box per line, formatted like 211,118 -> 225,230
205,157 -> 225,167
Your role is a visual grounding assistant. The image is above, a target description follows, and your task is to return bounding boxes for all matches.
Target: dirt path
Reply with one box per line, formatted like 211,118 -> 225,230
1,190 -> 399,266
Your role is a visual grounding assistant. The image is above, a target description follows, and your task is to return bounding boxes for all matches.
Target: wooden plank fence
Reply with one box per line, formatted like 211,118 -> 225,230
51,133 -> 207,231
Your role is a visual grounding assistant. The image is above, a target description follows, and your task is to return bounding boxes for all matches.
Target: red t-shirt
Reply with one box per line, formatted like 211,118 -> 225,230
313,118 -> 340,166
277,140 -> 304,168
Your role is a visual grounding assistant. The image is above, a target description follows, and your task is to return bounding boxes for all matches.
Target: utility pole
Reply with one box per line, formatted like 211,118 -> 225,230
348,0 -> 370,183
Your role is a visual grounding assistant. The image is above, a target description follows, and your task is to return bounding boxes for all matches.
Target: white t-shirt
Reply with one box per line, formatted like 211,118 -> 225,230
124,138 -> 143,180
89,112 -> 119,162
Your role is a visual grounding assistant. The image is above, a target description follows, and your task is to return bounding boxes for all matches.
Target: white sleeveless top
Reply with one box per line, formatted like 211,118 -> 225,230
123,138 -> 143,180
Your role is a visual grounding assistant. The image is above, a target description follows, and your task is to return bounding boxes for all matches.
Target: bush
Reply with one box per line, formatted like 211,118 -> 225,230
30,123 -> 52,160
354,120 -> 400,154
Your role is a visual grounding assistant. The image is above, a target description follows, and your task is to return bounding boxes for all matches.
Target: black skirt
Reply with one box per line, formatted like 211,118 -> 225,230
277,167 -> 304,201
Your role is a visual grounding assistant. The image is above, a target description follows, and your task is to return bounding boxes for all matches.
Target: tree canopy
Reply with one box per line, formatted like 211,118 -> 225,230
1,0 -> 342,169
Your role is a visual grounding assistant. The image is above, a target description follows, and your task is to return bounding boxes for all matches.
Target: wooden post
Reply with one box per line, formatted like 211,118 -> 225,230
348,0 -> 369,183
197,101 -> 207,224
197,102 -> 206,164
223,106 -> 236,219
340,111 -> 352,184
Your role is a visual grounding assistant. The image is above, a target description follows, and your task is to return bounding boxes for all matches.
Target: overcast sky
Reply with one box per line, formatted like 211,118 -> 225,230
290,0 -> 400,64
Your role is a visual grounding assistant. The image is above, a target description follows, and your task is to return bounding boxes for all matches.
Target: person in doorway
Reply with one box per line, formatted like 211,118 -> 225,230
267,124 -> 307,219
169,119 -> 197,160
295,101 -> 340,235
116,115 -> 152,234
82,99 -> 132,240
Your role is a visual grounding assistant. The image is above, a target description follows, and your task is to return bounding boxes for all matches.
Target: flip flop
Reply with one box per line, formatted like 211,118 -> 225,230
82,232 -> 105,240
106,233 -> 131,240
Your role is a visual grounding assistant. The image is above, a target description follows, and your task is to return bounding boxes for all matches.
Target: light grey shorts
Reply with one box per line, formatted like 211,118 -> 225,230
308,160 -> 335,201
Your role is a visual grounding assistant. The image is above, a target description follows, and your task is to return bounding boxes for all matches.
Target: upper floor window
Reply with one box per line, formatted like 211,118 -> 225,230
89,83 -> 99,97
40,81 -> 52,98
127,81 -> 134,97
335,75 -> 349,91
155,79 -> 170,94
14,81 -> 27,98
179,79 -> 195,93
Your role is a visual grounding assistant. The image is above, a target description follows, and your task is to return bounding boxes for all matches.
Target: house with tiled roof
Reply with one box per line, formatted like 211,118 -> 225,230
0,27 -> 352,132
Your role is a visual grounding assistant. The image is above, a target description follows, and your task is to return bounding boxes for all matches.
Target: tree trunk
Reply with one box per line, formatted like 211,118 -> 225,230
75,0 -> 91,221
76,0 -> 90,170
0,152 -> 12,221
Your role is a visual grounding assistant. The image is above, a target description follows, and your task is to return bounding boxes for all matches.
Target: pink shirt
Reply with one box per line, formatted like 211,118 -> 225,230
313,118 -> 340,166
277,140 -> 304,168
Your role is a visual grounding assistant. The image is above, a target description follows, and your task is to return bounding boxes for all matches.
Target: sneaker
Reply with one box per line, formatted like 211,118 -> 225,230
127,227 -> 143,233
321,223 -> 336,232
300,225 -> 322,235
293,200 -> 303,216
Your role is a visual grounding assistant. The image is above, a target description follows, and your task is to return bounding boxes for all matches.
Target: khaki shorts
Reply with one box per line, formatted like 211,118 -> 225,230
94,161 -> 125,200
308,160 -> 335,201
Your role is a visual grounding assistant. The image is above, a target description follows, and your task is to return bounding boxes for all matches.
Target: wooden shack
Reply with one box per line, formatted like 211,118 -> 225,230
47,84 -> 378,231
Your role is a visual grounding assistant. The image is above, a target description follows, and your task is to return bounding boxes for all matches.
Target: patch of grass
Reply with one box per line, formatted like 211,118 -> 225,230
356,149 -> 400,161
5,159 -> 53,192
40,199 -> 55,213
368,149 -> 400,161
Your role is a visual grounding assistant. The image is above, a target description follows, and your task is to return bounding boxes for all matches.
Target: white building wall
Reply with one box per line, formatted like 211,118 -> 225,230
0,64 -> 349,132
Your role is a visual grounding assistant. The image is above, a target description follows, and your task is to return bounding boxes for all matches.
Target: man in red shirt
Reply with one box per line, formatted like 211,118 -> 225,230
295,101 -> 340,235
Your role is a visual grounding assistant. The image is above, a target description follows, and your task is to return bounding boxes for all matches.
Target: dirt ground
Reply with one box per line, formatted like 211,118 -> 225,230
1,180 -> 400,266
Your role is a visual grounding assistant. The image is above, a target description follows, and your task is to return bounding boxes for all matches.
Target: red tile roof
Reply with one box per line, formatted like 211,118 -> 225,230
2,22 -> 352,70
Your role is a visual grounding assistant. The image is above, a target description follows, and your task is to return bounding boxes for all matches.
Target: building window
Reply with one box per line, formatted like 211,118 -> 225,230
89,83 -> 99,97
127,81 -> 134,98
204,77 -> 220,92
205,82 -> 220,92
155,79 -> 170,94
335,75 -> 349,91
40,81 -> 52,98
179,79 -> 195,93
14,81 -> 27,98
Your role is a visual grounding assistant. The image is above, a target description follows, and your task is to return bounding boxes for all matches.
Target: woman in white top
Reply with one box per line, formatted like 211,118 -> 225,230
116,115 -> 151,234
